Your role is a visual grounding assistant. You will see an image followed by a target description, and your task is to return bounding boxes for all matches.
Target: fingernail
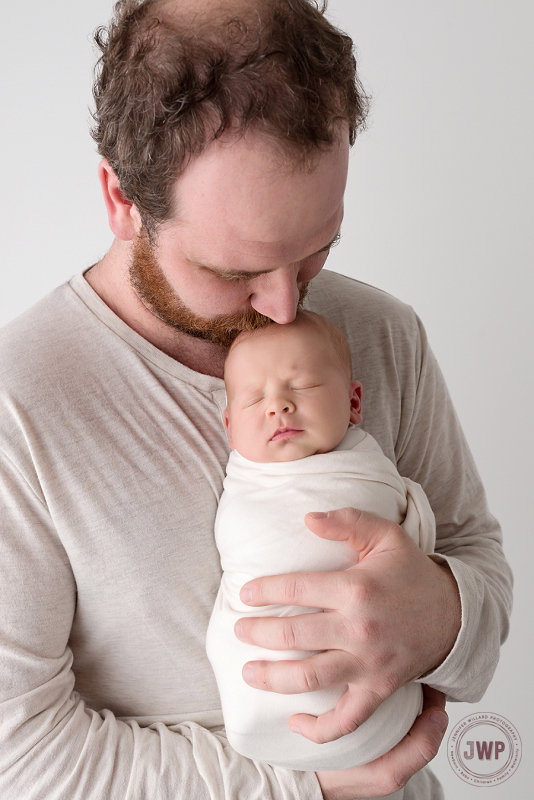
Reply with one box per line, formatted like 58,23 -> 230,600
235,622 -> 245,641
290,725 -> 301,734
309,511 -> 328,519
430,711 -> 448,733
240,587 -> 253,604
243,666 -> 255,685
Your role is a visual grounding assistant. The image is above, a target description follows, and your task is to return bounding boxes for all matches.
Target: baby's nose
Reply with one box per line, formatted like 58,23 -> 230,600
266,397 -> 295,415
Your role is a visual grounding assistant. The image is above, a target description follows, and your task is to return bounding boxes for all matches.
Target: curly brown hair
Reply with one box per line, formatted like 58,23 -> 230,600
91,0 -> 369,230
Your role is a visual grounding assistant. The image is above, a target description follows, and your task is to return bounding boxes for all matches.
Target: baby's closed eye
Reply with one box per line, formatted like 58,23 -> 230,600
243,396 -> 264,408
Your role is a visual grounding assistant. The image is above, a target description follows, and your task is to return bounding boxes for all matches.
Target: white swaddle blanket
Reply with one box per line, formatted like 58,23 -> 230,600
206,427 -> 436,770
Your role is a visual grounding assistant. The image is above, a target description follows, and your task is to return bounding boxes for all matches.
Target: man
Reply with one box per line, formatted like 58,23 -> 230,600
0,1 -> 511,799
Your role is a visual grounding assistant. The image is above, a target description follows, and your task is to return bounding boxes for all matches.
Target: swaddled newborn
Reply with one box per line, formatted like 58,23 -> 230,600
206,311 -> 435,770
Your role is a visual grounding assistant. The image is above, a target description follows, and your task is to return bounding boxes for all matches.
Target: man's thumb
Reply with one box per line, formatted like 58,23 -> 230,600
304,507 -> 401,557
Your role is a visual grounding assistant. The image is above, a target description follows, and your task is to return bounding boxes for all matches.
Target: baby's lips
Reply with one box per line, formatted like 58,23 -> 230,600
269,428 -> 303,442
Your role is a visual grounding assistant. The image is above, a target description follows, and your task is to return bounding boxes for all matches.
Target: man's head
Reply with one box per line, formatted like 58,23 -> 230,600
92,1 -> 369,345
223,311 -> 362,462
92,0 -> 369,231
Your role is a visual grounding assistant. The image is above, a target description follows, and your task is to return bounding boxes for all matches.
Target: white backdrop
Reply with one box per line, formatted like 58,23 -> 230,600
0,1 -> 532,797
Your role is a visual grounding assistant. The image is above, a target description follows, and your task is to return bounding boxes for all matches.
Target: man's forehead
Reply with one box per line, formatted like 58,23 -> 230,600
171,130 -> 348,236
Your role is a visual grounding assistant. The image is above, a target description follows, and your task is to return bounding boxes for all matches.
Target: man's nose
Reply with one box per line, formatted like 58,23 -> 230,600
266,396 -> 295,416
249,266 -> 300,325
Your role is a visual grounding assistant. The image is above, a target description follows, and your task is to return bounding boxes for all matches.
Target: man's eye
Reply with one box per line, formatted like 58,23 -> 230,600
209,268 -> 258,283
223,274 -> 254,283
306,232 -> 342,259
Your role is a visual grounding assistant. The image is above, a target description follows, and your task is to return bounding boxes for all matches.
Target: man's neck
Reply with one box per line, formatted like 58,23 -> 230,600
85,240 -> 228,379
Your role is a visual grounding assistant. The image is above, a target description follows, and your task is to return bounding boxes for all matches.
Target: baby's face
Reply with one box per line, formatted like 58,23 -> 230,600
223,325 -> 361,462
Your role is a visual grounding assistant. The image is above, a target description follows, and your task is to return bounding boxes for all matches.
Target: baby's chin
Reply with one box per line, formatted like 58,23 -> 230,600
238,440 -> 324,463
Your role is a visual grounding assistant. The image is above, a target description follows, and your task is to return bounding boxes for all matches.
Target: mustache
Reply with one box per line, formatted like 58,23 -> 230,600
171,285 -> 310,348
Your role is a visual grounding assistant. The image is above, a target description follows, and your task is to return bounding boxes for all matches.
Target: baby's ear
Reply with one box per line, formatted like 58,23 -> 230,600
349,380 -> 362,425
222,409 -> 234,448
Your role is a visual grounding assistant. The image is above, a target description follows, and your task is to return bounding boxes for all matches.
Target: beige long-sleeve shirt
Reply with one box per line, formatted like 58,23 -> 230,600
0,269 -> 512,800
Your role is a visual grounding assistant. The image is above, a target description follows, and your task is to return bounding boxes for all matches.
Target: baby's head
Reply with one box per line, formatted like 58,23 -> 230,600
223,311 -> 361,463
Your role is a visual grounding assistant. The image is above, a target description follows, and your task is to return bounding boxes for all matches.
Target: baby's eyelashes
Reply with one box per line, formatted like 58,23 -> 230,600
243,396 -> 264,408
240,385 -> 322,407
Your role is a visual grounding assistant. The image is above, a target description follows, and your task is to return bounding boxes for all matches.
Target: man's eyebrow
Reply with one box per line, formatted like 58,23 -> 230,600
316,229 -> 342,254
188,229 -> 342,281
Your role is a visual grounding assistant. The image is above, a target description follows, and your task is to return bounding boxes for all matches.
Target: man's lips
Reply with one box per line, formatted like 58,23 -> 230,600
269,428 -> 303,443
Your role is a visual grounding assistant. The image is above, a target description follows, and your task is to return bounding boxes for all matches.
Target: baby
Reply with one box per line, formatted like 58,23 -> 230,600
206,311 -> 436,771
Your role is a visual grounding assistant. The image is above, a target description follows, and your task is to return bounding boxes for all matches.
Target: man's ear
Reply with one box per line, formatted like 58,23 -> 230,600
349,380 -> 362,425
98,159 -> 141,241
222,409 -> 234,448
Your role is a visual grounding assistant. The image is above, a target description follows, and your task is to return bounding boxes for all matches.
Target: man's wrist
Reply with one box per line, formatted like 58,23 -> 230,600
420,560 -> 461,677
316,769 -> 353,800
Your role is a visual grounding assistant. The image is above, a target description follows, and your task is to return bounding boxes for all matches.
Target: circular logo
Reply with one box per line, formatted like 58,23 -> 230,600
447,713 -> 521,786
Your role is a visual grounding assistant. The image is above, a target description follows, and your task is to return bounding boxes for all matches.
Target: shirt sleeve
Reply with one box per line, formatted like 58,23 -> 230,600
0,448 -> 322,800
395,314 -> 513,702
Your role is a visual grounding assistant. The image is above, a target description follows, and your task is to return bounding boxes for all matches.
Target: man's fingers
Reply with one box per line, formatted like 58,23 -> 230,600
239,509 -> 412,609
235,609 -> 349,651
375,701 -> 448,792
421,684 -> 446,712
241,649 -> 362,694
289,684 -> 384,743
239,569 -> 354,609
317,699 -> 448,799
287,685 -> 447,750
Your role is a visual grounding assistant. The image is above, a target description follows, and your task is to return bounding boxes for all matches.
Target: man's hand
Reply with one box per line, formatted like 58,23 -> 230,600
235,508 -> 460,744
316,686 -> 448,800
